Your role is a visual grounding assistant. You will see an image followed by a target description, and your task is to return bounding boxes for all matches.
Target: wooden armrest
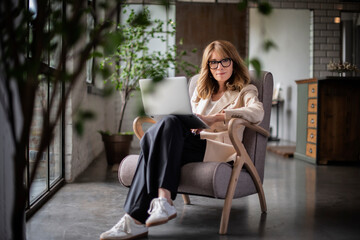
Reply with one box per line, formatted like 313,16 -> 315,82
229,116 -> 270,137
133,116 -> 156,140
228,117 -> 270,157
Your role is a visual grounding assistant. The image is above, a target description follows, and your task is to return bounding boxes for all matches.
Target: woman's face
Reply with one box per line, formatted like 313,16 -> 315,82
209,51 -> 233,85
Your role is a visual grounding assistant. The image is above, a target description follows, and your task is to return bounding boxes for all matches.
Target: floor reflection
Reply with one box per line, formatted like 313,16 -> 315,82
27,150 -> 360,240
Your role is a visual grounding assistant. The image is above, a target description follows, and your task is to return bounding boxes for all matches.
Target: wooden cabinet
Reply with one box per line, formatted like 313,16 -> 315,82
295,77 -> 360,164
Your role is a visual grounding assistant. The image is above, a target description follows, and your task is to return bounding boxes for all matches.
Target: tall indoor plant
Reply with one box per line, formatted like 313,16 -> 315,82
99,6 -> 196,164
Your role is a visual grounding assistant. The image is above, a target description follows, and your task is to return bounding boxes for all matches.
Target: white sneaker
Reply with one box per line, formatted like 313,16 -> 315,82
145,197 -> 177,227
100,214 -> 148,240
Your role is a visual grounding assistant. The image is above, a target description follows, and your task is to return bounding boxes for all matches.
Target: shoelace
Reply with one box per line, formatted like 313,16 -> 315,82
113,215 -> 131,234
147,198 -> 166,215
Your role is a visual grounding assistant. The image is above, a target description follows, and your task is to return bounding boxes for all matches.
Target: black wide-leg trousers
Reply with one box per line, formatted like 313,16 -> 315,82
124,115 -> 207,223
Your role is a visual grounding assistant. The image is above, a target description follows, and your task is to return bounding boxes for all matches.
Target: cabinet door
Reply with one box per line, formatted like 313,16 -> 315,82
318,80 -> 360,163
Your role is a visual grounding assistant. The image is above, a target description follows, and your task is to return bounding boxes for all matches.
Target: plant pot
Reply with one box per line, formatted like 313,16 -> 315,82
101,134 -> 133,165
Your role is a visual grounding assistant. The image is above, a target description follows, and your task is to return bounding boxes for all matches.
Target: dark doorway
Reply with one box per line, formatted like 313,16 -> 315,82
176,2 -> 247,72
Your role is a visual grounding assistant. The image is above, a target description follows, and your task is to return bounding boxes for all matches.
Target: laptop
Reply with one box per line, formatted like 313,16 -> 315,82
139,77 -> 210,129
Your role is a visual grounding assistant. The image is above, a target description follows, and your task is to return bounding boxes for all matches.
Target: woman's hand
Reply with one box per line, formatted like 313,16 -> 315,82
193,113 -> 225,133
197,113 -> 225,126
191,128 -> 203,135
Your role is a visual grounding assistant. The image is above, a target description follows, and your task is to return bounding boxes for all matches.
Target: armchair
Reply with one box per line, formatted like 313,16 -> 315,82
118,71 -> 273,234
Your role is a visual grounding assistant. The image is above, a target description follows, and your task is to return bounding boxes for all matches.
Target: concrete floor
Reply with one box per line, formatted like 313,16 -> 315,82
27,146 -> 360,240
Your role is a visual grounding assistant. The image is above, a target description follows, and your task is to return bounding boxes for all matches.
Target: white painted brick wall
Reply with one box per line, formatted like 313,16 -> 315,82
267,0 -> 359,78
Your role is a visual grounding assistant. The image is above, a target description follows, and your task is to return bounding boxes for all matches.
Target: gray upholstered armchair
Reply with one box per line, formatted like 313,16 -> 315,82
118,71 -> 273,234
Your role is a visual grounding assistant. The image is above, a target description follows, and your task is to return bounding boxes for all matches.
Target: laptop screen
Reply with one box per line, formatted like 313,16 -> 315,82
139,77 -> 193,116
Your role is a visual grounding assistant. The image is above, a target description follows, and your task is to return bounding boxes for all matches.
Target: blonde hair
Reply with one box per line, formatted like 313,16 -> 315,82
196,40 -> 250,100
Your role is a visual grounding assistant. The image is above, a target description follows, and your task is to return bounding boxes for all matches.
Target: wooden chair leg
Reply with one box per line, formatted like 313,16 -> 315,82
242,147 -> 267,213
182,194 -> 191,205
257,183 -> 267,213
248,168 -> 267,212
219,157 -> 245,234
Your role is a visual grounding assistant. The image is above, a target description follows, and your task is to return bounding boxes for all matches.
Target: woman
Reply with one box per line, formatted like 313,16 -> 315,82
100,40 -> 264,240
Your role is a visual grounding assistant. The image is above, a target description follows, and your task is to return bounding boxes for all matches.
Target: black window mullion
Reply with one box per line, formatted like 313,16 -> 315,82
46,0 -> 50,189
47,0 -> 51,67
26,140 -> 30,210
25,0 -> 31,212
61,0 -> 66,184
47,76 -> 50,192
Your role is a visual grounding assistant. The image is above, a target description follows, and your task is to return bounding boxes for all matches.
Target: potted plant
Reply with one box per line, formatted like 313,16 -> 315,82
99,6 -> 197,165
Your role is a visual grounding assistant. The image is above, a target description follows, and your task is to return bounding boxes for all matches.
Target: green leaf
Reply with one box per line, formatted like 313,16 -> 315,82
98,130 -> 111,136
74,109 -> 96,136
80,110 -> 96,120
97,65 -> 112,79
138,106 -> 146,117
130,10 -> 151,28
103,31 -> 124,56
74,121 -> 84,136
258,2 -> 273,15
249,58 -> 262,77
263,39 -> 278,52
237,0 -> 248,11
118,131 -> 134,135
90,51 -> 104,59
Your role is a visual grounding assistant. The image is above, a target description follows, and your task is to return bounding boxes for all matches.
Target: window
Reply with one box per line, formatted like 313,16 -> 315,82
26,0 -> 65,218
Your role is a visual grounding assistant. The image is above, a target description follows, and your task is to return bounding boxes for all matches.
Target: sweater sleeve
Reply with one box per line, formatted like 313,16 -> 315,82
190,88 -> 199,113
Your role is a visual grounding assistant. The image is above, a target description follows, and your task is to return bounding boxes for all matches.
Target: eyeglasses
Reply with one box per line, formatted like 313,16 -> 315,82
208,58 -> 232,69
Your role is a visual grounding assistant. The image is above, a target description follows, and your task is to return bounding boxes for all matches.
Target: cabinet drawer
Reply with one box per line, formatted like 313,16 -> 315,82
307,99 -> 317,113
307,128 -> 317,143
308,83 -> 318,98
306,143 -> 316,159
307,114 -> 317,128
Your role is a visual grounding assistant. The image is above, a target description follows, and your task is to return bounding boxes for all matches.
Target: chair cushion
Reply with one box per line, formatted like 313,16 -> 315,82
118,155 -> 257,199
178,162 -> 257,199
